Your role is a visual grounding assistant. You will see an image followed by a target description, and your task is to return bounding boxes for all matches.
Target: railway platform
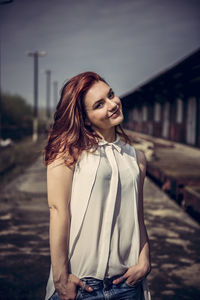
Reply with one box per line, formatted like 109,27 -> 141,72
126,130 -> 200,219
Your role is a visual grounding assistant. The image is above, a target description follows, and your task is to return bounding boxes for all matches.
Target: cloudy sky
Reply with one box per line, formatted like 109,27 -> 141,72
0,0 -> 199,108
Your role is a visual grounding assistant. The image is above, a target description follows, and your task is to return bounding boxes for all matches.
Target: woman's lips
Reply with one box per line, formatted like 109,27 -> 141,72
109,108 -> 120,119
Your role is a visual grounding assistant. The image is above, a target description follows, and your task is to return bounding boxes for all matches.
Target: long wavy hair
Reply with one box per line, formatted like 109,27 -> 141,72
44,71 -> 130,167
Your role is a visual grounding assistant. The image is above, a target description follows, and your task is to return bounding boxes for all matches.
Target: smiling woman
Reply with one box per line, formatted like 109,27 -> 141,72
44,72 -> 129,168
44,71 -> 151,300
83,81 -> 124,140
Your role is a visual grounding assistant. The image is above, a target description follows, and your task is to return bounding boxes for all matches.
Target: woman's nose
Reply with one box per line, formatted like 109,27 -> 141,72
107,99 -> 117,111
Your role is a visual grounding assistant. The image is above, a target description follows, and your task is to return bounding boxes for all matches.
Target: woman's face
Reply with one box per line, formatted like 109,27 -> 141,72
84,81 -> 124,136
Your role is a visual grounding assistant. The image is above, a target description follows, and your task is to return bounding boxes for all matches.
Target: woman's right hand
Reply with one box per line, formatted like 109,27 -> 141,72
55,274 -> 93,300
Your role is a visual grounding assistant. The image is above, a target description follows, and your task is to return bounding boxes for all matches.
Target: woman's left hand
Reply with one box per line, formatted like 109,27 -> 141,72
112,263 -> 150,286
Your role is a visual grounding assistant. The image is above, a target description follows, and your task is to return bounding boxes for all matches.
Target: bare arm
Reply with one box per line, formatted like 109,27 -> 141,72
47,157 -> 72,281
47,158 -> 92,300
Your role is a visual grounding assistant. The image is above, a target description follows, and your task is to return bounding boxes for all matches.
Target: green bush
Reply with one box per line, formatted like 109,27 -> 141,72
1,93 -> 33,140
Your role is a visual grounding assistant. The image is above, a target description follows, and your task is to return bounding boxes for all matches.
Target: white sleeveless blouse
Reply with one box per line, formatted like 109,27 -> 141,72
45,136 -> 151,300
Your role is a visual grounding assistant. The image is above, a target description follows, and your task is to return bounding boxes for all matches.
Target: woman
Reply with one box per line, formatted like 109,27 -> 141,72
44,71 -> 151,300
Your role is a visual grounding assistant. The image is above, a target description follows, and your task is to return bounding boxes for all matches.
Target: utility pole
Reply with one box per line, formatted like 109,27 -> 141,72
53,80 -> 58,111
45,70 -> 51,120
27,51 -> 46,142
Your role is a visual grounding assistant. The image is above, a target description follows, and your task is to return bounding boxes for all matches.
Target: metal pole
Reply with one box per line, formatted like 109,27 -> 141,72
33,53 -> 38,118
32,52 -> 39,142
53,80 -> 58,111
46,70 -> 51,120
27,50 -> 46,142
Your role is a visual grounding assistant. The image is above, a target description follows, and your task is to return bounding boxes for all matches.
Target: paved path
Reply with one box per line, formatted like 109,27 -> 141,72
0,156 -> 49,300
0,156 -> 200,300
144,178 -> 200,300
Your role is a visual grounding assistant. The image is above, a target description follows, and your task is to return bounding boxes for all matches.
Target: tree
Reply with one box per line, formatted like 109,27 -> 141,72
1,93 -> 33,139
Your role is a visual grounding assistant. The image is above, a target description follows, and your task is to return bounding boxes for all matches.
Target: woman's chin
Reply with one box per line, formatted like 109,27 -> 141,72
112,114 -> 124,125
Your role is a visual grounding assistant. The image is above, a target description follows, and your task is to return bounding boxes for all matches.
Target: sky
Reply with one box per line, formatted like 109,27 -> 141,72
0,0 -> 200,108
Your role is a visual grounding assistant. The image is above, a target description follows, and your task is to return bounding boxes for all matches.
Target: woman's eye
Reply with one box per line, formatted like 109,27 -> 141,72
108,91 -> 115,99
95,102 -> 104,109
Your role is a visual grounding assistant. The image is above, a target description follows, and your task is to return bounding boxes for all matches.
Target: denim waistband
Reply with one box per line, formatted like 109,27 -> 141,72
81,274 -> 124,291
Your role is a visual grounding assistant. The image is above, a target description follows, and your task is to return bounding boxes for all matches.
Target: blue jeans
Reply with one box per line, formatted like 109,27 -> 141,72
50,274 -> 143,300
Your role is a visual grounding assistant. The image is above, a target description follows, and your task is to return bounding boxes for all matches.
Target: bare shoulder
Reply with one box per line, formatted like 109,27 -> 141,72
135,149 -> 147,176
47,155 -> 74,178
47,155 -> 75,208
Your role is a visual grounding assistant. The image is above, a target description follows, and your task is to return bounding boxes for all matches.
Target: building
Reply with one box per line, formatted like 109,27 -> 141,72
122,49 -> 200,148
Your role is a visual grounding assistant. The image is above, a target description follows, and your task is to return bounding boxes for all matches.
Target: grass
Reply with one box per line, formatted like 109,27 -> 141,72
0,134 -> 47,189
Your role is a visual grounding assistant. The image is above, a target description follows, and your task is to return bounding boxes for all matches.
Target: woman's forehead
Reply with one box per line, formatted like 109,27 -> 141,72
84,81 -> 110,104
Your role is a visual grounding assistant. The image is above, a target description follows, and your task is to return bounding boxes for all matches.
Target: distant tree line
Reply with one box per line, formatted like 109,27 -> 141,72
1,92 -> 44,140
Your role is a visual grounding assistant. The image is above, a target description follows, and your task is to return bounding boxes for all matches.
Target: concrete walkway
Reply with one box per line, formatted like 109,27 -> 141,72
0,156 -> 49,300
0,156 -> 200,300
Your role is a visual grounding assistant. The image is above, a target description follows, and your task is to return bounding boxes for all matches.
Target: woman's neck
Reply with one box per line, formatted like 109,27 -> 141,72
95,128 -> 116,143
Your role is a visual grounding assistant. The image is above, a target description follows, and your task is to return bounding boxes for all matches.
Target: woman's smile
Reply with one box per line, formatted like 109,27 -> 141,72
108,107 -> 121,119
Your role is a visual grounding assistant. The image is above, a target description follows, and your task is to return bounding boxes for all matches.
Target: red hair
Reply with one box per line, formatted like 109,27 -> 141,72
44,71 -> 130,167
